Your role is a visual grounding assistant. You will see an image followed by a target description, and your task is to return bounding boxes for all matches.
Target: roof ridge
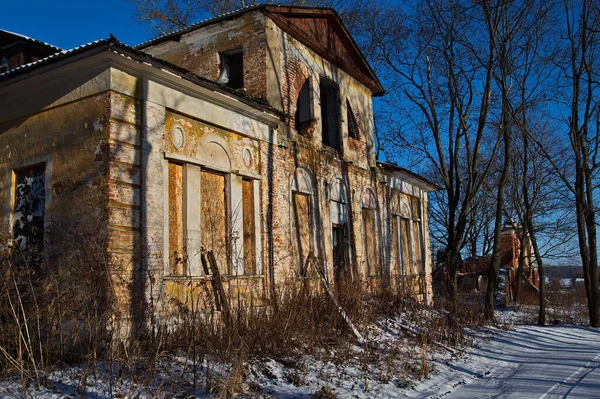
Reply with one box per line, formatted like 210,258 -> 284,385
135,4 -> 266,49
0,38 -> 111,78
0,28 -> 62,51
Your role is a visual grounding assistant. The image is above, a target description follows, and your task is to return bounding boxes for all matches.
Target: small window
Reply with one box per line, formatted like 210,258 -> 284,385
320,77 -> 341,151
218,50 -> 244,89
346,100 -> 359,139
295,78 -> 312,130
12,165 -> 46,251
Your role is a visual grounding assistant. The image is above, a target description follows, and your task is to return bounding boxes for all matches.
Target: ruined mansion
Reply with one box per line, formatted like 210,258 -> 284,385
0,6 -> 436,326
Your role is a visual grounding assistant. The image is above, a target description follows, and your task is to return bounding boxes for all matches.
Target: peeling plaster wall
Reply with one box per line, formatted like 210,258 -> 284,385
0,78 -> 114,312
143,12 -> 268,101
140,9 -> 433,305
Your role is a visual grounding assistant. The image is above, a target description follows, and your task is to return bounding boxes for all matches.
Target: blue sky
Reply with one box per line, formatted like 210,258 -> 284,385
0,1 -> 152,49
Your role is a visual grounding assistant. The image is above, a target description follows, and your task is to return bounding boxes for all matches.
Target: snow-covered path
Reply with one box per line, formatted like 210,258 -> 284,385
413,325 -> 600,398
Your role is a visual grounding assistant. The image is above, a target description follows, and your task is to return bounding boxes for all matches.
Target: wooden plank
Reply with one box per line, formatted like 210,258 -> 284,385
201,171 -> 228,275
206,250 -> 232,326
242,178 -> 256,275
362,208 -> 378,276
168,162 -> 184,275
292,193 -> 312,276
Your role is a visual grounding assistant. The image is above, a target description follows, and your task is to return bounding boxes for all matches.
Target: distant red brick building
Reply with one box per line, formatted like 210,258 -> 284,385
459,226 -> 539,303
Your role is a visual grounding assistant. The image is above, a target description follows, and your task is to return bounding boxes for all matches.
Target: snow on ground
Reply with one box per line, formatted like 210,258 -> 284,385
1,310 -> 599,398
412,324 -> 600,398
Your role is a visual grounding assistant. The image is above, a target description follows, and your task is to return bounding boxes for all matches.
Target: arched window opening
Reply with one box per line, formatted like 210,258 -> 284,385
346,99 -> 359,139
291,168 -> 316,277
295,78 -> 312,130
330,177 -> 350,283
361,188 -> 379,276
320,77 -> 341,150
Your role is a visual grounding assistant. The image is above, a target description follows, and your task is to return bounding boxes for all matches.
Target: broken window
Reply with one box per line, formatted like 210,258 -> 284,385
295,78 -> 312,130
346,100 -> 359,139
330,177 -> 349,282
361,188 -> 379,276
319,77 -> 341,151
332,224 -> 346,283
12,165 -> 46,251
201,170 -> 229,275
242,178 -> 256,275
168,162 -> 185,275
218,50 -> 244,89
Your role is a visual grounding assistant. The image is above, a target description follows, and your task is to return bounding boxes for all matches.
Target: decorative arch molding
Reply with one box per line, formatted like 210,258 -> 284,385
361,187 -> 377,209
197,133 -> 232,171
329,176 -> 349,203
291,166 -> 315,194
399,197 -> 411,219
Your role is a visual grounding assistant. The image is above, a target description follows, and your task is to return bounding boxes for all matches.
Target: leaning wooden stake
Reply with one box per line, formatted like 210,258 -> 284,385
205,250 -> 232,326
201,252 -> 221,311
307,252 -> 365,344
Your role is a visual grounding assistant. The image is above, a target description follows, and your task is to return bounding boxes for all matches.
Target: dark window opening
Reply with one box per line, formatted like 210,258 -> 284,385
295,78 -> 312,130
347,100 -> 359,139
320,78 -> 341,150
13,165 -> 46,251
219,50 -> 244,89
332,224 -> 346,285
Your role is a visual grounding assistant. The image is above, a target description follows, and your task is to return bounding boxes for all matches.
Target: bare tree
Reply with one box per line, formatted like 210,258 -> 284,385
127,0 -> 369,36
362,0 -> 501,303
557,0 -> 600,327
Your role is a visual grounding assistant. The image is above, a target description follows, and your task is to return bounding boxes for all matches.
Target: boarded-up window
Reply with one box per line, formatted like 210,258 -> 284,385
168,162 -> 185,275
362,208 -> 378,276
12,165 -> 45,250
413,221 -> 422,274
201,171 -> 228,275
242,178 -> 256,275
401,218 -> 413,275
392,216 -> 401,275
292,193 -> 312,276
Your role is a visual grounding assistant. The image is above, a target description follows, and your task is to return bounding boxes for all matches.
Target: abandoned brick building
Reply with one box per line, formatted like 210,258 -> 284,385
0,6 -> 436,329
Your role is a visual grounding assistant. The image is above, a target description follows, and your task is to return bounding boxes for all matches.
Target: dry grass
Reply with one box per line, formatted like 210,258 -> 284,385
0,248 -> 485,397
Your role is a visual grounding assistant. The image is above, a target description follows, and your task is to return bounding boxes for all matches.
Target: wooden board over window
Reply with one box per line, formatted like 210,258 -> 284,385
168,162 -> 185,275
401,218 -> 413,275
362,208 -> 378,276
242,178 -> 256,275
292,193 -> 312,276
392,216 -> 401,275
413,221 -> 422,274
201,171 -> 228,275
